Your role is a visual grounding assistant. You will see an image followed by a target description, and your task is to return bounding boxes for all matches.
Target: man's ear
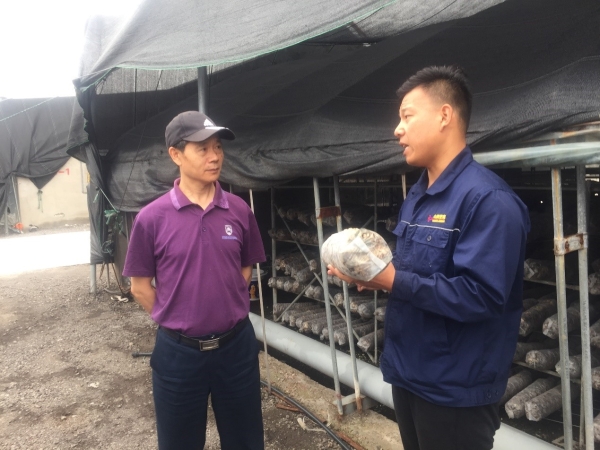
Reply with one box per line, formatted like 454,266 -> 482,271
439,104 -> 454,131
168,146 -> 182,166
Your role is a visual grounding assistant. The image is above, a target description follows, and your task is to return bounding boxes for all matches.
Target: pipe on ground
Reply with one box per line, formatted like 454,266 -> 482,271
249,313 -> 555,450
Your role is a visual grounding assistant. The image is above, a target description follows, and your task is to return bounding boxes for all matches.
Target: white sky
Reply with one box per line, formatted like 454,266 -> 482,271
0,0 -> 142,99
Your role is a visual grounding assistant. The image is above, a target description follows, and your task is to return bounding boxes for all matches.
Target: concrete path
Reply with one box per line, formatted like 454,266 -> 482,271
0,231 -> 90,276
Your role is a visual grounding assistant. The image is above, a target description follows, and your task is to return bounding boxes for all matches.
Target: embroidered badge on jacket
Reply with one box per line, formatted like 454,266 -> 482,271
427,214 -> 447,224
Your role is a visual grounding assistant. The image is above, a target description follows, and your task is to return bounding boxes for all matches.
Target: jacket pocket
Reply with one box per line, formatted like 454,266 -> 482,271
409,226 -> 452,275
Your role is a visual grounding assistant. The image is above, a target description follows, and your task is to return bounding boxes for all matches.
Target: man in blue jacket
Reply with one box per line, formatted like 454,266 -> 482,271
329,66 -> 530,450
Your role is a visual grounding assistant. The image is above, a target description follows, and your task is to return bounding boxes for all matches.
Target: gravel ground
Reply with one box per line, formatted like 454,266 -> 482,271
0,264 -> 347,450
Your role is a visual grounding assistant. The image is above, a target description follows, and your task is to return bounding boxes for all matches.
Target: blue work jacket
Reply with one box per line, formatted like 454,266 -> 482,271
381,147 -> 530,407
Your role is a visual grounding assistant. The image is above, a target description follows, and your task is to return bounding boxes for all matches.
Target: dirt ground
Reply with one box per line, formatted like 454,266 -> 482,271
0,264 -> 399,450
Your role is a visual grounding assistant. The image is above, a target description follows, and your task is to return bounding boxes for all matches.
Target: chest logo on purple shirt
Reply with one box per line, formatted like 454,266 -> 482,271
222,224 -> 237,240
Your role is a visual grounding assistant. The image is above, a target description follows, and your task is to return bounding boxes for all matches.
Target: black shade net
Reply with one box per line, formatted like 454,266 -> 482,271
0,97 -> 75,227
63,0 -> 600,262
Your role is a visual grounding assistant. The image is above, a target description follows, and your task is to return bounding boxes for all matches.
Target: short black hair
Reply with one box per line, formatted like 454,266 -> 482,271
172,140 -> 187,151
396,65 -> 472,132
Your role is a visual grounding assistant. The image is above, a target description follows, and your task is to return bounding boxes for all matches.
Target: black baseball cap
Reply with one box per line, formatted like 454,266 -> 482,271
165,111 -> 235,147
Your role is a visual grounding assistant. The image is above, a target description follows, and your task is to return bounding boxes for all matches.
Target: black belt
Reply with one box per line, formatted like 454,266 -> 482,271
160,316 -> 250,351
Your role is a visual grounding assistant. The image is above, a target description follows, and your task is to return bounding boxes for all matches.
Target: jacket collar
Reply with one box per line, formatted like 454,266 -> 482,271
413,147 -> 474,197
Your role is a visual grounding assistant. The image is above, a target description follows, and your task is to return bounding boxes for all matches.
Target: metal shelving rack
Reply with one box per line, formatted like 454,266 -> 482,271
268,174 -> 407,414
475,128 -> 600,450
264,126 -> 600,445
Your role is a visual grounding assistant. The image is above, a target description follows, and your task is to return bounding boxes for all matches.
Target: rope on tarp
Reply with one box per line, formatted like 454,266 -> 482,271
0,97 -> 57,123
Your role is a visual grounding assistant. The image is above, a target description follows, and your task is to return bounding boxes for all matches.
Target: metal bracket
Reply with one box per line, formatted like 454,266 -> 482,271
554,233 -> 587,255
334,394 -> 378,415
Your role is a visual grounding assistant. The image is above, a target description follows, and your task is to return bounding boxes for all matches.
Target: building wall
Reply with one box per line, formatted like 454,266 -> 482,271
17,158 -> 89,228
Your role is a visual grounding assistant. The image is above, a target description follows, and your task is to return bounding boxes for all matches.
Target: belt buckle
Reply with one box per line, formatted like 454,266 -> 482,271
199,338 -> 219,351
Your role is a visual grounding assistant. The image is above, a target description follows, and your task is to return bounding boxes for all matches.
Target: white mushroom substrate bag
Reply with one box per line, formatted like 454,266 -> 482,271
321,228 -> 393,282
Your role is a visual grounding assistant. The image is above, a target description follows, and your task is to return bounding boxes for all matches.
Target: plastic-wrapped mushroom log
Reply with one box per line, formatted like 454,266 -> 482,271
520,300 -> 557,337
499,370 -> 534,405
357,299 -> 388,319
592,367 -> 600,390
311,316 -> 346,336
350,294 -> 383,314
335,322 -> 375,346
525,348 -> 561,371
333,293 -> 373,308
374,306 -> 386,322
296,210 -> 313,226
289,280 -> 308,294
523,258 -> 555,281
525,384 -> 580,422
357,328 -> 385,353
282,304 -> 322,323
308,259 -> 320,273
321,319 -> 364,341
283,279 -> 295,292
328,274 -> 355,288
513,341 -> 557,363
590,272 -> 600,295
594,412 -> 600,443
273,302 -> 316,315
269,228 -> 292,241
281,256 -> 311,276
321,228 -> 393,282
342,207 -> 374,227
268,276 -> 295,290
309,285 -> 342,301
590,318 -> 600,349
288,307 -> 323,327
295,311 -> 327,330
276,276 -> 294,290
295,230 -> 315,246
298,311 -> 334,333
543,302 -> 600,339
555,354 -> 600,378
505,378 -> 559,419
350,297 -> 386,313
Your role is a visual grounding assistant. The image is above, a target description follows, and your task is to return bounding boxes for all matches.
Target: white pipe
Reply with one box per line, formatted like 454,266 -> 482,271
249,313 -> 556,450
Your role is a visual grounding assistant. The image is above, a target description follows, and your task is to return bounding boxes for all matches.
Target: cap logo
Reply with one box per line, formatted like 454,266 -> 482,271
204,118 -> 214,127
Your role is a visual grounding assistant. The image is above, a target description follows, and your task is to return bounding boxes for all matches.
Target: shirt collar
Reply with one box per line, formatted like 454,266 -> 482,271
414,147 -> 474,196
169,179 -> 229,211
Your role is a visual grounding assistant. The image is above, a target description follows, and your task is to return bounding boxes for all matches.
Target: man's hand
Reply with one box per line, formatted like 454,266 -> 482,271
327,263 -> 395,292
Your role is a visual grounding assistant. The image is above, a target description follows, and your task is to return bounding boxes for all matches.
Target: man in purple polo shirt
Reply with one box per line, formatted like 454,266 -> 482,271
123,111 -> 266,450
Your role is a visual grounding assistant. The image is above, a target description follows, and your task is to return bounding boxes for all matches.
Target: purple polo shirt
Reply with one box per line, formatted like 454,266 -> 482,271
123,179 -> 266,336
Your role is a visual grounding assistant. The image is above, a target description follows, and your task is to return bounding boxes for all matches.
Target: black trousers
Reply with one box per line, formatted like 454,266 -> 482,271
392,386 -> 500,450
150,320 -> 264,450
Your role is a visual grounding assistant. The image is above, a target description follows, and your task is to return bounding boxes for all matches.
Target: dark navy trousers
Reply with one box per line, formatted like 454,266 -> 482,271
392,385 -> 500,450
150,320 -> 264,450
